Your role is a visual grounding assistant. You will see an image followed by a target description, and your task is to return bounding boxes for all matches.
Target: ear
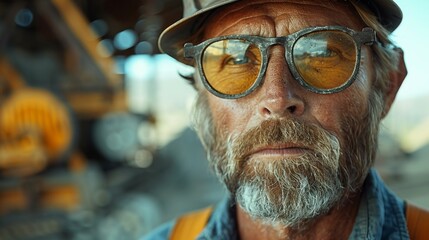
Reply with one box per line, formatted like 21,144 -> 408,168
381,48 -> 408,118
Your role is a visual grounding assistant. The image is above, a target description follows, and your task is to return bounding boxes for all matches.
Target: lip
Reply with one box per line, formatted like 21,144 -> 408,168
245,143 -> 311,159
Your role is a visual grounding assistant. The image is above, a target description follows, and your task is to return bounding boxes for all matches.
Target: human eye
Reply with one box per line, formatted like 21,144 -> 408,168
222,44 -> 260,68
224,53 -> 251,65
294,41 -> 342,69
202,39 -> 261,82
225,55 -> 249,65
311,46 -> 339,58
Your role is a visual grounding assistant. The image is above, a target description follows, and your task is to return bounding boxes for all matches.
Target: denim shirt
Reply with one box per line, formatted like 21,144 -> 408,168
143,168 -> 409,240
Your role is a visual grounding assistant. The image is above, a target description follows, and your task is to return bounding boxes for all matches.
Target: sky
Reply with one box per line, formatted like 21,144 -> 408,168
393,0 -> 429,100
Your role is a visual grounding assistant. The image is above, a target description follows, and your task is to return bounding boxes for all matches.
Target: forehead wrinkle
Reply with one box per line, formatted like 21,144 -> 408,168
205,15 -> 275,38
267,2 -> 364,33
274,12 -> 358,35
204,4 -> 276,38
204,0 -> 365,40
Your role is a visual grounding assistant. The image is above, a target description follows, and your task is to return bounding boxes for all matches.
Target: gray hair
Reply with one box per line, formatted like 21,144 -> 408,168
351,1 -> 401,98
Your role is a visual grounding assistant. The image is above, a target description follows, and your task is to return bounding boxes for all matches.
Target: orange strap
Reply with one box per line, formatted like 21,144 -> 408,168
170,207 -> 213,240
406,202 -> 429,240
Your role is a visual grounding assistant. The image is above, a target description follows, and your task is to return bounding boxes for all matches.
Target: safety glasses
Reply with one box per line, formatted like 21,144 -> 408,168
184,26 -> 376,99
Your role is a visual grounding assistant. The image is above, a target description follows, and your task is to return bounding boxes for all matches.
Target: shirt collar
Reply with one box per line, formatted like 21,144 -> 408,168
198,196 -> 238,239
349,169 -> 408,240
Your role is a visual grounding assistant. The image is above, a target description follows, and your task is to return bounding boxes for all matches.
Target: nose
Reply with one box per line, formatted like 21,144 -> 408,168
257,46 -> 305,118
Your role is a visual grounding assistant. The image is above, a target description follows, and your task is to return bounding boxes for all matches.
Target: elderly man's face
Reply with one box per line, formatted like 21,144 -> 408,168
192,0 -> 382,227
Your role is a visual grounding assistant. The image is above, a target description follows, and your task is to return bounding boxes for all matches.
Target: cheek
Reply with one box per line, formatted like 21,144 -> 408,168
207,95 -> 230,133
311,79 -> 371,143
319,48 -> 373,130
207,94 -> 254,135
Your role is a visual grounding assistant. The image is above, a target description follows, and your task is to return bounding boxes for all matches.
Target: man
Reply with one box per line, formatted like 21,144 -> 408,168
145,0 -> 428,239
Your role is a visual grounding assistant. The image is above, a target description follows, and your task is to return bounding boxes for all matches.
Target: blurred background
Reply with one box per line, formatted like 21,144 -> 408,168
0,0 -> 427,239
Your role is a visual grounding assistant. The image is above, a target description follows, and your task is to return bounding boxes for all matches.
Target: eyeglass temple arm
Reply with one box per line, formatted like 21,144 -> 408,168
184,43 -> 196,59
358,27 -> 377,46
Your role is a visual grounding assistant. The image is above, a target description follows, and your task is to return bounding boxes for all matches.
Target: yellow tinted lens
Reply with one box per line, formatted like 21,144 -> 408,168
293,31 -> 357,90
202,39 -> 262,95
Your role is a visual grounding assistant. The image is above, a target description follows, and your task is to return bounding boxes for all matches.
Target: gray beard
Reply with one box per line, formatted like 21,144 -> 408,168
214,119 -> 342,227
191,91 -> 381,228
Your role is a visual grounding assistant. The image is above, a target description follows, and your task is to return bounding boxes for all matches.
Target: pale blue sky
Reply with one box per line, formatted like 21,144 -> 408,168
393,0 -> 429,100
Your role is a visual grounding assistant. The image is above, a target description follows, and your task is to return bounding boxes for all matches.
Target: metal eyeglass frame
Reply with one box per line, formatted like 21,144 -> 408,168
184,25 -> 376,99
